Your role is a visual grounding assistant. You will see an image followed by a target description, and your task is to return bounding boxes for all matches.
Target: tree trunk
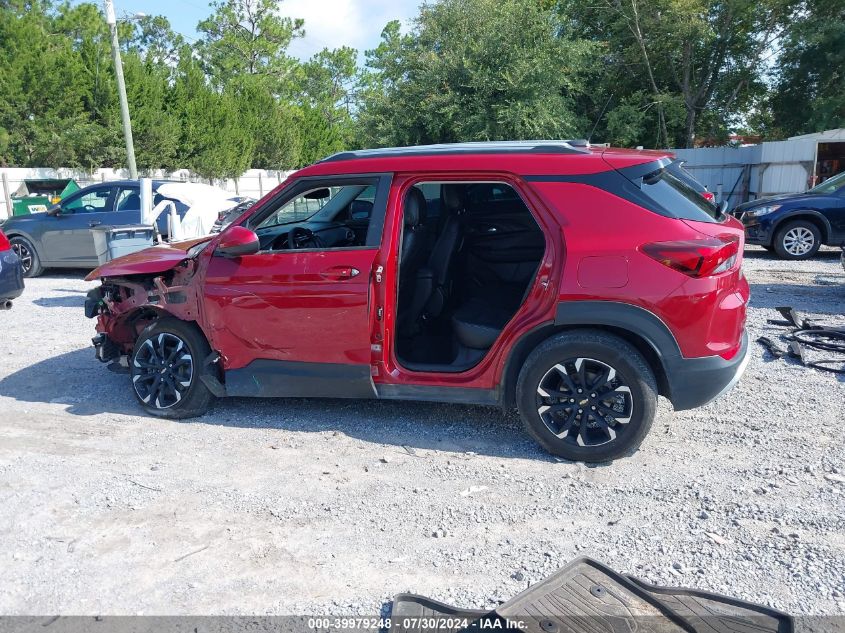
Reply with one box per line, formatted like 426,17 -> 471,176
684,108 -> 696,148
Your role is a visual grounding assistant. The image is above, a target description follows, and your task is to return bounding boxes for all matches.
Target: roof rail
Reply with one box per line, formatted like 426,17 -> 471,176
319,140 -> 592,163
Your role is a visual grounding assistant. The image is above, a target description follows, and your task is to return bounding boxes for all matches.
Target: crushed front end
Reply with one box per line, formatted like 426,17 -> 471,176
85,256 -> 204,365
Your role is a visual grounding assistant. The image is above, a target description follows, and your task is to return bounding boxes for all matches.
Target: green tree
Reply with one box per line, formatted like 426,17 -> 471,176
563,0 -> 796,147
357,0 -> 594,147
298,47 -> 358,162
122,54 -> 181,171
169,48 -> 255,179
196,0 -> 304,93
0,0 -> 120,167
126,14 -> 185,66
769,0 -> 845,135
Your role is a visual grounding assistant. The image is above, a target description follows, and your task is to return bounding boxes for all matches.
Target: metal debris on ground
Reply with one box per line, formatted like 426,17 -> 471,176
757,306 -> 845,374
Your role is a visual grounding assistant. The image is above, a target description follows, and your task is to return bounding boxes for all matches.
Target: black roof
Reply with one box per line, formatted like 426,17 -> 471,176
320,140 -> 592,163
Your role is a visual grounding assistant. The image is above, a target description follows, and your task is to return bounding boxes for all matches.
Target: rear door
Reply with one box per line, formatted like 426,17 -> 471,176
41,185 -> 115,265
202,174 -> 391,398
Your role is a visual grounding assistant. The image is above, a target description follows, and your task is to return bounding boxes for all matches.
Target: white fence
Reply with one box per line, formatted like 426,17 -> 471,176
0,167 -> 295,220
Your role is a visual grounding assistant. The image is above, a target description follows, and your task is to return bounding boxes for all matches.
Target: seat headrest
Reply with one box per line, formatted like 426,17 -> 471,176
118,193 -> 141,210
441,184 -> 466,213
404,187 -> 427,227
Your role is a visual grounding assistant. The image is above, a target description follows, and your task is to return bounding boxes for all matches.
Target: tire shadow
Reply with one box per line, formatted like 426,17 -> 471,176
0,348 -> 552,461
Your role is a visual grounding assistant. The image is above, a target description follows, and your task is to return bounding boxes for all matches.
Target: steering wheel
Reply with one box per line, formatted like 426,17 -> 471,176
287,226 -> 321,250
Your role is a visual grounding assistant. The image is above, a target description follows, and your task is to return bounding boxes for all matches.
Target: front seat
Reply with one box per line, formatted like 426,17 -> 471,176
118,192 -> 141,211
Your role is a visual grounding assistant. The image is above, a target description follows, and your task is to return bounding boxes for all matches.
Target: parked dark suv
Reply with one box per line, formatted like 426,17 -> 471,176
733,171 -> 845,259
85,141 -> 749,462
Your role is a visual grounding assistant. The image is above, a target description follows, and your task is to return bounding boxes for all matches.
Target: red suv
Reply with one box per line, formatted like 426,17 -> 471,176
85,141 -> 749,462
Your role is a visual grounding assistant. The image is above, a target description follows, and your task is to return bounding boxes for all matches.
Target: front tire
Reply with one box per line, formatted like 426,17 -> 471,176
773,220 -> 821,260
9,236 -> 44,277
516,330 -> 657,462
130,318 -> 215,419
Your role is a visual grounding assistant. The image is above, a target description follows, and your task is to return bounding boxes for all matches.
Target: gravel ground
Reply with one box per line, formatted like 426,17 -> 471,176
0,246 -> 843,617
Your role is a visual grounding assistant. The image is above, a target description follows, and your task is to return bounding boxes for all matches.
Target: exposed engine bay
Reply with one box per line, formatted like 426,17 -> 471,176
86,257 -> 203,363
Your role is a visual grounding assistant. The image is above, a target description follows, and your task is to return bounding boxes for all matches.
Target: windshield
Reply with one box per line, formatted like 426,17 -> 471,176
808,171 -> 845,194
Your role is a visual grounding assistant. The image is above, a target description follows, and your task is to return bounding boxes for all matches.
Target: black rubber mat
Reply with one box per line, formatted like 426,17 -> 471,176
495,557 -> 690,633
391,558 -> 794,633
390,594 -> 492,633
626,576 -> 794,633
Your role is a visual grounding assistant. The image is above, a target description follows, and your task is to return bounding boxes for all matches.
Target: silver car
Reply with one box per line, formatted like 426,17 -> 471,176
1,180 -> 187,277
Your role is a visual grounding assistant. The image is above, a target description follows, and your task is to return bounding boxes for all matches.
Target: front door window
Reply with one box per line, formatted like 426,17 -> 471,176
252,183 -> 380,251
62,187 -> 112,214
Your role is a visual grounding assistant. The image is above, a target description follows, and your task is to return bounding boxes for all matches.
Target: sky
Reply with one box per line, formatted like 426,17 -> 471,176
95,0 -> 420,62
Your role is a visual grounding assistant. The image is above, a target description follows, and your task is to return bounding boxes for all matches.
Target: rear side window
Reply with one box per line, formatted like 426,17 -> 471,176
638,167 -> 721,223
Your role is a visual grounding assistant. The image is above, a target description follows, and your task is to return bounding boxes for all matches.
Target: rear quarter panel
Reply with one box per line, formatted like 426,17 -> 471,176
531,182 -> 746,359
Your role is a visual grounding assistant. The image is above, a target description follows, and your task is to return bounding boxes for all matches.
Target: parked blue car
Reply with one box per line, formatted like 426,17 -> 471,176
733,171 -> 845,259
0,180 -> 188,277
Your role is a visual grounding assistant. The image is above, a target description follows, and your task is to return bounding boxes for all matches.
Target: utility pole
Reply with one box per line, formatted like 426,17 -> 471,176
104,0 -> 137,178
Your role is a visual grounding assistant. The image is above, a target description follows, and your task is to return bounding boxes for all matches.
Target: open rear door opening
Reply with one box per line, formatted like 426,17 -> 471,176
394,181 -> 546,373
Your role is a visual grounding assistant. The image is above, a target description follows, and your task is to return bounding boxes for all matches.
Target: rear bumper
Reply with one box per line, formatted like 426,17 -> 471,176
665,331 -> 749,411
0,248 -> 24,302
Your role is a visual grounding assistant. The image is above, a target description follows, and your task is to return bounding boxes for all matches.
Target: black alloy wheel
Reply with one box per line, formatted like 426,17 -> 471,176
516,330 -> 657,461
9,236 -> 42,277
131,332 -> 195,409
535,357 -> 633,448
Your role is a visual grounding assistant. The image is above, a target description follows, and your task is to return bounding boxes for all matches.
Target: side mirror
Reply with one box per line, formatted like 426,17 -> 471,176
215,226 -> 259,258
47,205 -> 62,216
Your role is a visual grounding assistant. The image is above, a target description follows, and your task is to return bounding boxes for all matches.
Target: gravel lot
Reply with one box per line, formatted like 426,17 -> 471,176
0,246 -> 843,617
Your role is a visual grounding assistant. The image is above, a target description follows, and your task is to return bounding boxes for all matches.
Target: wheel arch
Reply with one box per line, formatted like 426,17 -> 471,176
500,302 -> 677,408
108,304 -> 211,351
771,210 -> 832,244
6,231 -> 42,257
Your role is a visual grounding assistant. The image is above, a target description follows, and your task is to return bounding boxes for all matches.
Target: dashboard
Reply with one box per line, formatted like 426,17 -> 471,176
256,220 -> 357,251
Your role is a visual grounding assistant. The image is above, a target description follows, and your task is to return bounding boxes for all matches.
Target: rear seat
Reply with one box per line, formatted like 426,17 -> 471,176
451,283 -> 525,350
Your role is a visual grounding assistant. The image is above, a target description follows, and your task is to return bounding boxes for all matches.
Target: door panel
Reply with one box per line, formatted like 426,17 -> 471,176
42,186 -> 114,265
40,214 -> 92,264
203,248 -> 380,390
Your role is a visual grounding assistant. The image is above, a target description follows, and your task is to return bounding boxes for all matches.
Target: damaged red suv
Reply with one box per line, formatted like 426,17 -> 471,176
85,141 -> 749,462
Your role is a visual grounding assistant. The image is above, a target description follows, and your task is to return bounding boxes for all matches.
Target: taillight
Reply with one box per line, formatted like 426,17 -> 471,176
641,236 -> 739,278
0,231 -> 9,251
702,191 -> 715,202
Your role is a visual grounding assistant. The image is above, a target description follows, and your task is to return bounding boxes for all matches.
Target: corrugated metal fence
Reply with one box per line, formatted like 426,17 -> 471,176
673,135 -> 832,210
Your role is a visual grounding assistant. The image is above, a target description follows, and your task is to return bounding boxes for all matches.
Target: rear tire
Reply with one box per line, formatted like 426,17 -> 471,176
516,330 -> 657,462
772,220 -> 821,260
129,318 -> 215,419
9,236 -> 44,277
